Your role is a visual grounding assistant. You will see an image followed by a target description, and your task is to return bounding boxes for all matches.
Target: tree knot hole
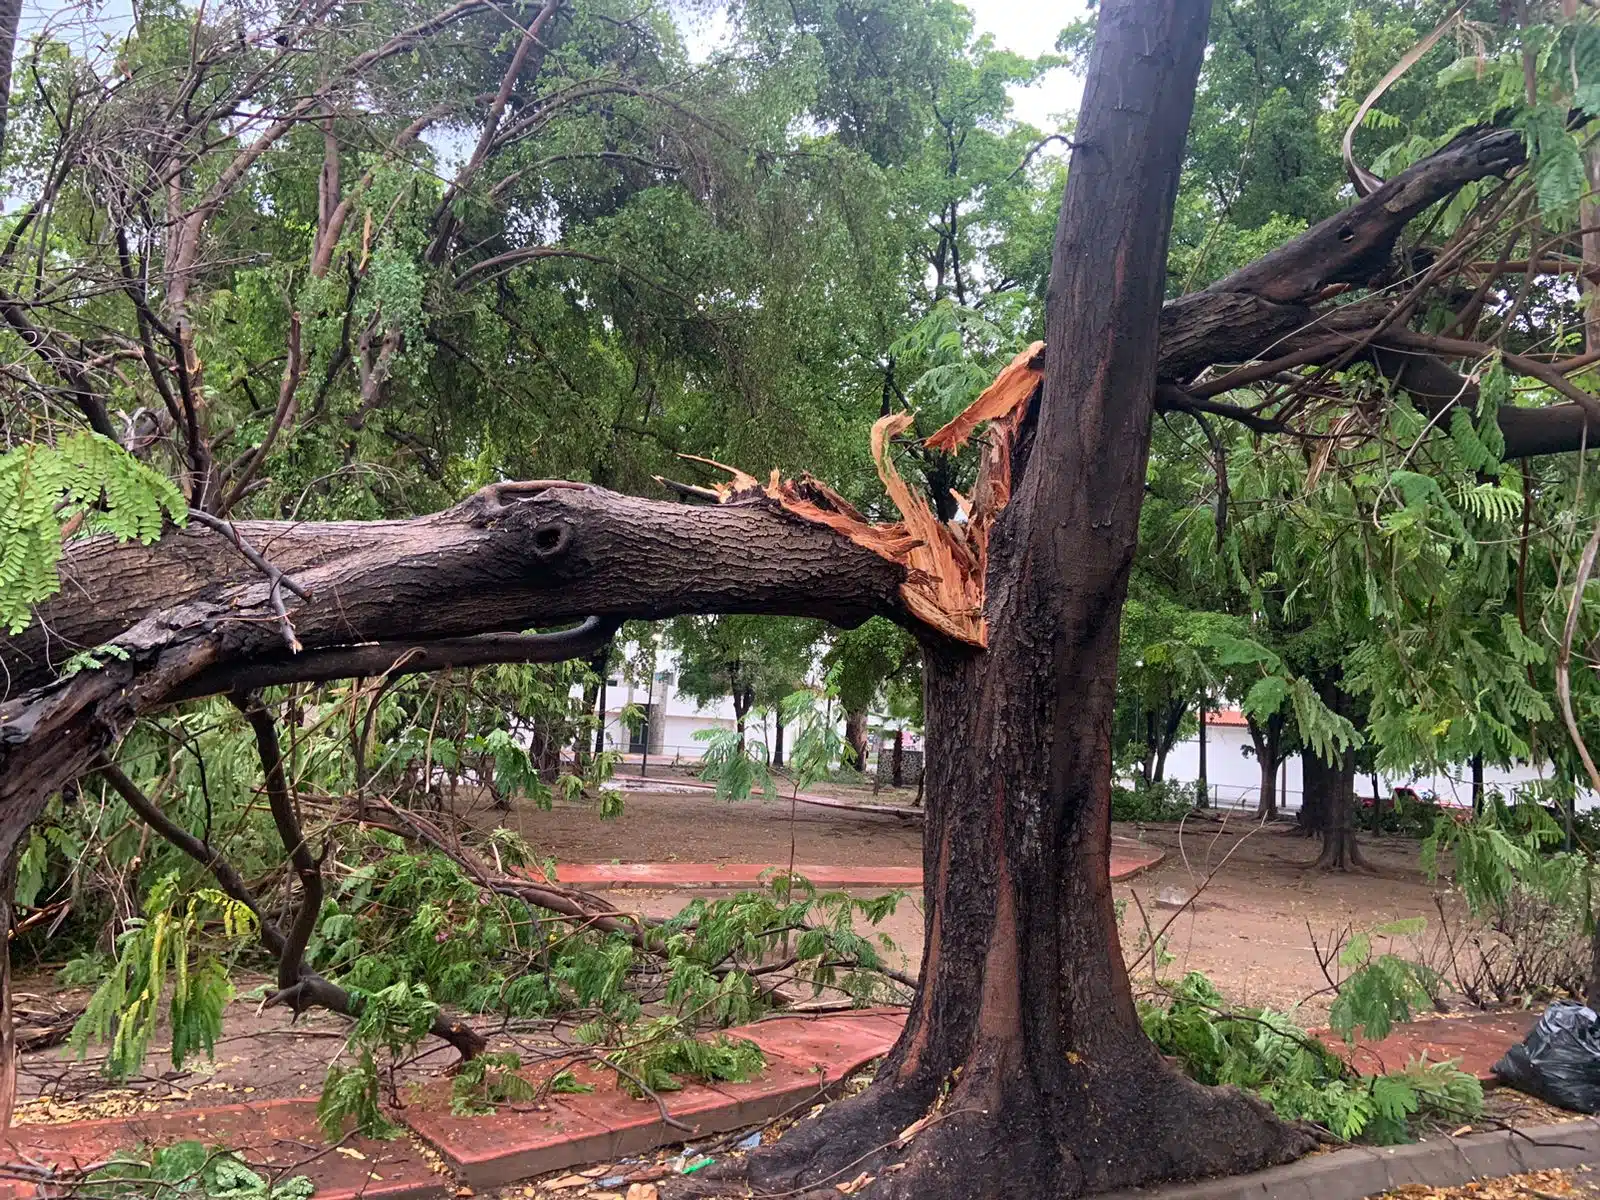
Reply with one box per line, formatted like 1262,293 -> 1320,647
531,520 -> 573,561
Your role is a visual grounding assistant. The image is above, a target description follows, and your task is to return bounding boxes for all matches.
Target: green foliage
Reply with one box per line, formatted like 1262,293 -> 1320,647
450,1051 -> 538,1116
318,1056 -> 401,1141
83,1142 -> 313,1199
0,433 -> 185,634
1111,780 -> 1201,823
695,726 -> 778,802
69,872 -> 255,1080
581,1015 -> 766,1096
1329,954 -> 1437,1044
1143,972 -> 1481,1144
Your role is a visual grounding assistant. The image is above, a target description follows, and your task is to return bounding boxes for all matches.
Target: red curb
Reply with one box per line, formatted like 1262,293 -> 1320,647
552,840 -> 1163,889
402,1011 -> 907,1189
1309,1009 -> 1538,1083
0,1098 -> 449,1200
553,863 -> 923,889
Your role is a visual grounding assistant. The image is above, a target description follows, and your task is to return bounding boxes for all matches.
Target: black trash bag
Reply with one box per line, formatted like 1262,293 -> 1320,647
1492,1002 -> 1600,1114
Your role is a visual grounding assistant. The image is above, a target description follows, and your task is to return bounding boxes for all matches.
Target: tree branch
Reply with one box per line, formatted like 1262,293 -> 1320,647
94,756 -> 486,1059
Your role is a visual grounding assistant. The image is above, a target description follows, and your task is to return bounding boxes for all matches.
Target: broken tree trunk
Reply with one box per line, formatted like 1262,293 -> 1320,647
0,9 -> 1583,1193
731,4 -> 1309,1195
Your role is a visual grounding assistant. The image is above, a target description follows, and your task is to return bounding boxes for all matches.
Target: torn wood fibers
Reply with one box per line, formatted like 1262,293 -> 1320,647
696,342 -> 1046,647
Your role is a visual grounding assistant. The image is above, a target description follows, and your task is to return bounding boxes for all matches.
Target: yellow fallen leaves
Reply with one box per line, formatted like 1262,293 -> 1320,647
1386,1166 -> 1596,1199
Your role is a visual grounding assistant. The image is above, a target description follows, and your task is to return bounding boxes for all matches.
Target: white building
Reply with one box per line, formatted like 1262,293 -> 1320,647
1162,709 -> 1600,812
580,643 -> 785,763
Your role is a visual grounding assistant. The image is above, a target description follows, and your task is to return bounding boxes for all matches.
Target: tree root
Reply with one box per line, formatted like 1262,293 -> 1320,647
672,1056 -> 1314,1200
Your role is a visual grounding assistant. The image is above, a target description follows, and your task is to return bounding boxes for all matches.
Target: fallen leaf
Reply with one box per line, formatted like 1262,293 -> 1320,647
1450,1124 -> 1473,1137
548,1176 -> 590,1190
895,1114 -> 932,1146
625,1185 -> 659,1200
581,1166 -> 612,1178
335,1147 -> 367,1160
837,1172 -> 874,1195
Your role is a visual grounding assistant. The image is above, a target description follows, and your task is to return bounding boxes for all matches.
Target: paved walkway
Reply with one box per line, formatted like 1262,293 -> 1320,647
554,838 -> 1164,889
1316,1008 -> 1539,1082
0,1010 -> 909,1199
0,1005 -> 1541,1197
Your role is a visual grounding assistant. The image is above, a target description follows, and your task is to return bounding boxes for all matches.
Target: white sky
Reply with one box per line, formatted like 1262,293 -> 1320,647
965,0 -> 1088,131
22,0 -> 1090,134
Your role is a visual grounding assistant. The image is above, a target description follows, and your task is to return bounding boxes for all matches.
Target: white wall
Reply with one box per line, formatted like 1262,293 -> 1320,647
1162,724 -> 1303,810
1160,718 -> 1600,813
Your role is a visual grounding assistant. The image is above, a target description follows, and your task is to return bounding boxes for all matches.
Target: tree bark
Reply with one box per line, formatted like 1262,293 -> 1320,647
843,708 -> 868,772
0,484 -> 912,837
772,711 -> 785,768
1248,714 -> 1283,820
733,5 -> 1308,1195
891,728 -> 904,788
1305,672 -> 1367,871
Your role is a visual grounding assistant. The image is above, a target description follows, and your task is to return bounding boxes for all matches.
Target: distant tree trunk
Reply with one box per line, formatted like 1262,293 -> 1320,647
1471,752 -> 1484,814
1307,670 -> 1367,870
1587,918 -> 1600,1010
772,711 -> 785,768
1299,749 -> 1331,836
892,728 -> 905,787
1197,701 -> 1208,806
1247,713 -> 1283,820
844,707 -> 868,771
594,672 -> 608,757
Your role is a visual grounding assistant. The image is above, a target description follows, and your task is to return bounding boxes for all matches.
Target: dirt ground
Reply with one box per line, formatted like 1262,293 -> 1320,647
516,785 -> 1458,1019
10,784 -> 1464,1125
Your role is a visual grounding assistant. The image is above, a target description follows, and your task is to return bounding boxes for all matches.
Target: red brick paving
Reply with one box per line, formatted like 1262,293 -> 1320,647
553,837 -> 1163,889
1314,1009 -> 1540,1082
0,1098 -> 450,1200
401,1009 -> 907,1189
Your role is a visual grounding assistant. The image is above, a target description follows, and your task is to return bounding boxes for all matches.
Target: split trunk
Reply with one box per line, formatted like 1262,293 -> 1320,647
731,2 -> 1309,1194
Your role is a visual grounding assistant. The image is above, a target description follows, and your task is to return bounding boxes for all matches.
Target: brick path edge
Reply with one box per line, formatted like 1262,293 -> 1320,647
1100,1118 -> 1600,1200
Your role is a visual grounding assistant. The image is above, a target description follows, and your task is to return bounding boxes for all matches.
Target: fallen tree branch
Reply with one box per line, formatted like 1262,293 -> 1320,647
168,617 -> 623,702
93,756 -> 487,1060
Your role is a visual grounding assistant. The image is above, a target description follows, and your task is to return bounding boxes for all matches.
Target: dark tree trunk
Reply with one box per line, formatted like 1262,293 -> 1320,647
843,707 -> 868,771
892,728 -> 904,788
1247,714 -> 1282,820
1312,752 -> 1364,870
1307,671 -> 1367,871
1471,752 -> 1484,814
1587,918 -> 1600,1011
1299,751 -> 1330,836
772,711 -> 785,768
593,669 -> 609,758
735,4 -> 1307,1194
1198,701 -> 1208,805
0,853 -> 13,1130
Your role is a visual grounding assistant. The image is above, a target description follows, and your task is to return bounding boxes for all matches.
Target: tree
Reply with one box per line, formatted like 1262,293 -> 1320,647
9,0 -> 1600,1193
666,615 -> 818,752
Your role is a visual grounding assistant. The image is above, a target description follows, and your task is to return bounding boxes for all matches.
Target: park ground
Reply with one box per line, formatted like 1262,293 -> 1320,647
4,774 -> 1556,1197
15,778 -> 1461,1106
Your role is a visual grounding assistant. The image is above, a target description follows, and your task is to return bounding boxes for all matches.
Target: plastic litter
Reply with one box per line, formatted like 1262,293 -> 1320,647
735,1131 -> 762,1150
1492,1001 -> 1600,1113
599,1177 -> 627,1188
681,1156 -> 715,1174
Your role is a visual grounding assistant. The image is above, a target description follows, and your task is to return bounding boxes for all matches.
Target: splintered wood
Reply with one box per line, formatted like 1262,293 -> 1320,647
695,342 -> 1046,646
